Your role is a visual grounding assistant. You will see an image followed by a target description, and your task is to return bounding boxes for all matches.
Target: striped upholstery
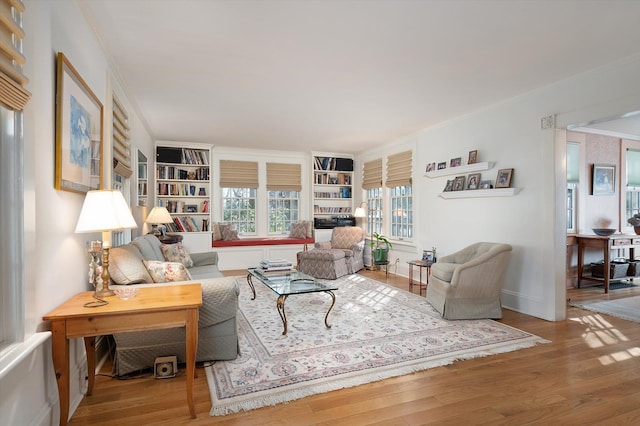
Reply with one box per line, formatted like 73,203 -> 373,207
298,226 -> 365,279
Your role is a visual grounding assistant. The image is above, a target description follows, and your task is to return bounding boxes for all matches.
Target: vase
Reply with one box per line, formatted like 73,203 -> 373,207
635,226 -> 640,235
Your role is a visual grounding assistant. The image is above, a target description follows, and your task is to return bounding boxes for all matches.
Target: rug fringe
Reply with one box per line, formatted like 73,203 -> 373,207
207,336 -> 548,416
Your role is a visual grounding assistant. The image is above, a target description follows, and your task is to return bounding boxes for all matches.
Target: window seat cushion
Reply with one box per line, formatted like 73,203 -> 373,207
212,237 -> 314,248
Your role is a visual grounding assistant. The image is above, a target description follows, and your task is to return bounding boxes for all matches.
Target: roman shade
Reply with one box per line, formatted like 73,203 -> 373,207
219,160 -> 259,188
112,96 -> 132,177
385,150 -> 412,188
362,158 -> 382,190
266,162 -> 301,191
0,0 -> 29,110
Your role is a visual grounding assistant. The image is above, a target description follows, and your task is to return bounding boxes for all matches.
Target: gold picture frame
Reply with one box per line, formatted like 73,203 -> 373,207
55,52 -> 103,193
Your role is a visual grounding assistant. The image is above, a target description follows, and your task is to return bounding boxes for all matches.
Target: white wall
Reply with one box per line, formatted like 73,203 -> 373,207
7,1 -> 155,423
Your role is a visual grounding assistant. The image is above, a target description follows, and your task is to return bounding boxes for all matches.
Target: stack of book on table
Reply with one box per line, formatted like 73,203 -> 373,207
256,258 -> 293,275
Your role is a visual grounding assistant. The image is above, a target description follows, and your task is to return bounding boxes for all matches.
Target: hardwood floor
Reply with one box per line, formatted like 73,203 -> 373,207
70,270 -> 640,425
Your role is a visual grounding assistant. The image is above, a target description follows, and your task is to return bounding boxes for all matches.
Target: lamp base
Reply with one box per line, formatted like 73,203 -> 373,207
95,288 -> 115,297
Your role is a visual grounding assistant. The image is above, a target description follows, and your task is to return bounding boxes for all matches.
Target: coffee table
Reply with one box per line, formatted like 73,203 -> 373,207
247,268 -> 338,335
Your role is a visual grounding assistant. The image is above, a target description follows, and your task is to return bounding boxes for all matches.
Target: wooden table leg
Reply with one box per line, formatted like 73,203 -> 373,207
577,239 -> 584,289
50,320 -> 70,426
84,337 -> 96,396
604,241 -> 611,293
185,308 -> 198,419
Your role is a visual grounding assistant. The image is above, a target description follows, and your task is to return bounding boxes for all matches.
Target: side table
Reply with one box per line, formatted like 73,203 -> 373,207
408,260 -> 432,295
42,284 -> 202,425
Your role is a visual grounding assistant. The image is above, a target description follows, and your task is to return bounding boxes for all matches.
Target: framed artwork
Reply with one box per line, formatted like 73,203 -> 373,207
55,52 -> 103,194
443,179 -> 454,192
479,180 -> 492,189
422,250 -> 435,263
437,161 -> 447,170
185,204 -> 198,213
495,168 -> 514,188
468,150 -> 478,164
426,162 -> 436,172
452,175 -> 465,191
466,173 -> 481,190
450,157 -> 462,167
592,164 -> 615,195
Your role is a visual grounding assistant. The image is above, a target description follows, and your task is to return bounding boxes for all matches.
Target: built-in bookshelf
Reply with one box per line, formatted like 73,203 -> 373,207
137,150 -> 147,206
312,153 -> 354,221
155,143 -> 212,233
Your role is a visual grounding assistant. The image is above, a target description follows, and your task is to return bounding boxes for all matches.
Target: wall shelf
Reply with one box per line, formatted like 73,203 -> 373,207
425,161 -> 494,178
438,188 -> 521,199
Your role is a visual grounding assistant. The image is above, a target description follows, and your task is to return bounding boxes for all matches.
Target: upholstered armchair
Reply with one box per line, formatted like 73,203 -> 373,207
426,242 -> 512,320
297,226 -> 366,279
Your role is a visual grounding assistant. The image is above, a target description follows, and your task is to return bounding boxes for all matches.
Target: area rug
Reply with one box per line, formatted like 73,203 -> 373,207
205,274 -> 548,416
570,295 -> 640,323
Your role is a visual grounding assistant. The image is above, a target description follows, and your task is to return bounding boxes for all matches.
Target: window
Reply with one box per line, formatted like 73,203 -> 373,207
111,95 -> 132,247
626,149 -> 640,225
567,183 -> 577,233
566,142 -> 579,233
390,185 -> 413,239
222,187 -> 256,234
268,191 -> 299,233
366,187 -> 382,236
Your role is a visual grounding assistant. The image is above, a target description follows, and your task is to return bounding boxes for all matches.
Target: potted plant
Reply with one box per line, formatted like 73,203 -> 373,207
370,232 -> 392,264
628,214 -> 640,234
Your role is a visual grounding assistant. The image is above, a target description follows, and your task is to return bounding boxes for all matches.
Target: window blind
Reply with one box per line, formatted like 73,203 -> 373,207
219,160 -> 259,188
0,0 -> 29,110
112,96 -> 132,177
362,158 -> 382,190
385,150 -> 412,188
627,149 -> 640,187
267,162 -> 301,191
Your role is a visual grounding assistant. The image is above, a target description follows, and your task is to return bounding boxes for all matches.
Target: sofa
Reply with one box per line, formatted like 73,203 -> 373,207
426,242 -> 512,320
108,234 -> 240,376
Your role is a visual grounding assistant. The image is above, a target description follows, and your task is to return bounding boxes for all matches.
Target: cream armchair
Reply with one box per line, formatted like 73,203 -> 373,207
297,226 -> 366,279
426,242 -> 512,320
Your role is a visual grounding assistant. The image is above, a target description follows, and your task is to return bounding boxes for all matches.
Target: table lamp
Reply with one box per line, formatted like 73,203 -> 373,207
75,190 -> 138,297
145,206 -> 173,236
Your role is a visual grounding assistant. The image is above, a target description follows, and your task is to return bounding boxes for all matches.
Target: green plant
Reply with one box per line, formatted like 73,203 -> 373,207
370,232 -> 392,251
629,214 -> 640,227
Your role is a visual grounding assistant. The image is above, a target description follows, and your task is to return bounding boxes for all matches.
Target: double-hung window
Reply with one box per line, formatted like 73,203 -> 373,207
386,151 -> 413,241
112,95 -> 133,246
362,159 -> 383,236
267,162 -> 302,234
566,142 -> 580,233
626,149 -> 640,226
220,160 -> 259,235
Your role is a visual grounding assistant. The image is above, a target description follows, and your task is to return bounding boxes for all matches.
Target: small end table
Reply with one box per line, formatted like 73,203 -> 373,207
408,260 -> 432,295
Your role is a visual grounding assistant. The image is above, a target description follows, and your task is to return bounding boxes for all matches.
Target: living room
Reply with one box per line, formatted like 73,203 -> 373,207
4,1 -> 640,424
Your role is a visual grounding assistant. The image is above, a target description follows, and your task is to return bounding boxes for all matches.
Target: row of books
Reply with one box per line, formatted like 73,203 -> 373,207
156,165 -> 209,180
166,216 -> 203,232
157,199 -> 209,214
314,172 -> 351,185
314,188 -> 352,199
181,149 -> 209,165
157,183 -> 207,197
313,205 -> 352,214
256,258 -> 293,274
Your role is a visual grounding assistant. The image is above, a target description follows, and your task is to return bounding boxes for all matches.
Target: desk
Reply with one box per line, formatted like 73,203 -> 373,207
43,284 -> 202,425
408,260 -> 432,295
576,234 -> 640,293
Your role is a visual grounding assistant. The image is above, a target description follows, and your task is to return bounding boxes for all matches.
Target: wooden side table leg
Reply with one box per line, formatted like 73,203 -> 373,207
84,336 -> 96,396
51,320 -> 70,426
185,308 -> 198,419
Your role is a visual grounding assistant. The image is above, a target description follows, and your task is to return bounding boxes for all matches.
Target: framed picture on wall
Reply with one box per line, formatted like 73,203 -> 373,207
592,164 -> 616,195
468,150 -> 478,164
54,52 -> 104,194
495,168 -> 514,188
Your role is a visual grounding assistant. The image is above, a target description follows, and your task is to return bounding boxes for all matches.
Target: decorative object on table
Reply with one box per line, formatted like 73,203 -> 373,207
437,161 -> 447,170
422,246 -> 437,263
468,150 -> 478,164
84,240 -> 107,307
592,228 -> 616,236
628,213 -> 640,234
370,232 -> 392,265
592,164 -> 615,195
466,173 -> 481,190
145,206 -> 173,236
55,52 -> 103,194
205,274 -> 547,416
479,179 -> 492,189
450,157 -> 462,167
75,189 -> 138,298
495,168 -> 514,188
114,287 -> 138,300
452,175 -> 465,191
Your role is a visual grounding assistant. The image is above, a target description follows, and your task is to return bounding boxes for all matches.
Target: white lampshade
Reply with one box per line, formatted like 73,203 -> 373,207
145,206 -> 173,225
354,202 -> 367,218
75,190 -> 138,233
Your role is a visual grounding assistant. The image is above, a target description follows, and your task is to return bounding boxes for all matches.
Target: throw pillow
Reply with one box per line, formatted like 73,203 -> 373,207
211,222 -> 222,241
289,222 -> 307,239
160,243 -> 194,268
222,227 -> 239,241
142,260 -> 192,283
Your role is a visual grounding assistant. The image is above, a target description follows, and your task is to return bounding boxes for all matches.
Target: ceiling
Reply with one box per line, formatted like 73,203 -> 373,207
79,0 -> 640,154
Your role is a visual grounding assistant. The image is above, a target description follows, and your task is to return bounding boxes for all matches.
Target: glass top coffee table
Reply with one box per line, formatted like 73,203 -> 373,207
247,268 -> 338,335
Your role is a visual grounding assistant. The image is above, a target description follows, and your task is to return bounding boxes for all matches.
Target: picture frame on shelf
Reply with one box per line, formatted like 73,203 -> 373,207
495,168 -> 514,188
437,161 -> 447,170
450,157 -> 462,167
185,204 -> 198,213
468,150 -> 478,164
479,180 -> 492,189
443,179 -> 454,192
426,162 -> 436,172
452,175 -> 465,191
466,173 -> 481,190
592,164 -> 615,195
54,52 -> 103,194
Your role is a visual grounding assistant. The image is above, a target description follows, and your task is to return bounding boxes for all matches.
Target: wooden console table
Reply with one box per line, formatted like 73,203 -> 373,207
43,284 -> 202,425
576,234 -> 640,293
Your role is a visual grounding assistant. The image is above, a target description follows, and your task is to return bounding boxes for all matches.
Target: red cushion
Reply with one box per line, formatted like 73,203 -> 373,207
212,237 -> 314,248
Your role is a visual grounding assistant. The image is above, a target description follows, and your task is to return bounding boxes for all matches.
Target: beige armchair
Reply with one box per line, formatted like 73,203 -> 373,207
297,226 -> 366,279
426,242 -> 512,320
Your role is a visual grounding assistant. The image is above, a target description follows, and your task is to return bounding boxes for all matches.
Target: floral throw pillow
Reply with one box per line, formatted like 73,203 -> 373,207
289,222 -> 308,239
160,243 -> 194,268
142,260 -> 192,283
222,226 -> 239,241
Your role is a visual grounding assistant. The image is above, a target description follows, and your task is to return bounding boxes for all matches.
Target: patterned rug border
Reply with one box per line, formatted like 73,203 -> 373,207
570,295 -> 640,323
206,275 -> 548,416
